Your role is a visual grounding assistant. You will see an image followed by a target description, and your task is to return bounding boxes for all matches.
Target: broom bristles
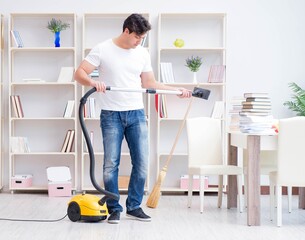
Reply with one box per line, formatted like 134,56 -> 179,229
146,168 -> 167,208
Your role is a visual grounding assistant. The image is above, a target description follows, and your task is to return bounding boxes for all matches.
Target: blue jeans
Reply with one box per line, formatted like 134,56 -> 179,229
100,109 -> 148,213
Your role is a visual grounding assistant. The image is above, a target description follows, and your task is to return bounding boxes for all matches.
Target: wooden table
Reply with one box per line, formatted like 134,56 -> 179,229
227,131 -> 305,226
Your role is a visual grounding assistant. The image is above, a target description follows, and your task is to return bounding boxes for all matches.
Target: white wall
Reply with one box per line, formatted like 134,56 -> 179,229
1,0 -> 305,189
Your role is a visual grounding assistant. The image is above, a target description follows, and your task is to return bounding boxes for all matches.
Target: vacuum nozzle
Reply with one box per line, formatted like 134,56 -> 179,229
192,87 -> 211,100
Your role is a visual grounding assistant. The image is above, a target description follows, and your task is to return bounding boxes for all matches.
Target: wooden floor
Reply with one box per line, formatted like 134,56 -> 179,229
0,192 -> 305,240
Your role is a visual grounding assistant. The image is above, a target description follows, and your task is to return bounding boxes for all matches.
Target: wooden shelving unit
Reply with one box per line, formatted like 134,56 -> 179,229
156,13 -> 227,193
8,13 -> 77,193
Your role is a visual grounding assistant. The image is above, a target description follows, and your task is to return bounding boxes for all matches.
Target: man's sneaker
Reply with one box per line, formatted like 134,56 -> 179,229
126,208 -> 151,222
107,211 -> 120,224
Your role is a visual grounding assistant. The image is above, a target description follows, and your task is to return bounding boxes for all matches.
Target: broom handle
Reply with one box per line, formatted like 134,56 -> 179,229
162,95 -> 195,170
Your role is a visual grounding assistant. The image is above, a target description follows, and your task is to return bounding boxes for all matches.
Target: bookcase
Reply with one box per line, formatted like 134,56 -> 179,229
80,13 -> 150,192
0,14 -> 3,190
8,13 -> 77,193
156,13 -> 227,192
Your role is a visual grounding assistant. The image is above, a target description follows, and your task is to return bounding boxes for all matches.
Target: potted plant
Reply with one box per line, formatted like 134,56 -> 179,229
47,18 -> 70,47
283,82 -> 305,116
185,56 -> 203,83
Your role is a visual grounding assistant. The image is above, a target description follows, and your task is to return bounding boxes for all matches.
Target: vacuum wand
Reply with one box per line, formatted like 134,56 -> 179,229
105,86 -> 211,100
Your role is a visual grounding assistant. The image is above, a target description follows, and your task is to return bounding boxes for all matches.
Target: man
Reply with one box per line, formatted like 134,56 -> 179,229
74,13 -> 191,224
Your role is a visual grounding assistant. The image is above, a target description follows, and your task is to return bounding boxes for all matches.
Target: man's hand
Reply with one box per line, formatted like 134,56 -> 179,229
92,81 -> 106,93
177,88 -> 192,98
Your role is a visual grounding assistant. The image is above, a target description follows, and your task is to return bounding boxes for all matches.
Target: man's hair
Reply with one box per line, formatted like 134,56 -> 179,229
123,13 -> 151,35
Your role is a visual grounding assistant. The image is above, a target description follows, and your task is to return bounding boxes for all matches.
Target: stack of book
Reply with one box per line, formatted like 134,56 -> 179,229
207,65 -> 226,83
61,129 -> 75,153
154,94 -> 168,118
89,69 -> 99,78
63,100 -> 75,118
83,98 -> 96,118
11,137 -> 30,153
11,95 -> 24,118
228,96 -> 245,131
239,93 -> 274,133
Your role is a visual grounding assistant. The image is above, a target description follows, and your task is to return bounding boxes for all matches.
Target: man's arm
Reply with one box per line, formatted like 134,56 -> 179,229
74,60 -> 106,92
141,71 -> 191,98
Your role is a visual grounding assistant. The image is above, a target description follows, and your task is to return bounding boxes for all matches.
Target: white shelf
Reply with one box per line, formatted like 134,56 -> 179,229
156,13 -> 227,193
10,152 -> 76,156
8,13 -> 77,193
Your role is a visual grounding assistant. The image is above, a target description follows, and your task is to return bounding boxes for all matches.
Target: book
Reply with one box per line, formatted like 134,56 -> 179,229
211,101 -> 224,119
10,96 -> 19,118
66,129 -> 75,152
89,69 -> 99,78
61,130 -> 71,152
161,95 -> 168,118
10,30 -> 23,48
89,97 -> 96,118
57,67 -> 74,82
11,95 -> 24,118
239,111 -> 270,116
207,65 -> 226,83
245,97 -> 271,102
63,100 -> 75,118
22,78 -> 45,82
154,94 -> 168,118
154,94 -> 162,118
242,105 -> 271,110
141,34 -> 148,47
15,95 -> 24,118
10,137 -> 30,153
241,109 -> 271,113
242,101 -> 271,106
243,93 -> 269,98
160,62 -> 175,83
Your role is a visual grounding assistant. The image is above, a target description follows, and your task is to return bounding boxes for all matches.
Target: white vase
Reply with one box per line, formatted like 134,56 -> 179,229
192,72 -> 197,84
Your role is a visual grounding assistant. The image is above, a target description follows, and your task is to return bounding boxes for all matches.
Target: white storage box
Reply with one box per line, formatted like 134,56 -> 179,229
11,174 -> 33,188
46,166 -> 72,197
180,175 -> 208,190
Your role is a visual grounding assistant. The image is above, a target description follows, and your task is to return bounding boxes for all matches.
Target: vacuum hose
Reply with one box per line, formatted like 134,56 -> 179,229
79,87 -> 119,206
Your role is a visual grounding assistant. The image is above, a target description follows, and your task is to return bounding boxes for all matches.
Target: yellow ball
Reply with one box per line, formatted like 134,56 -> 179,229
173,39 -> 184,48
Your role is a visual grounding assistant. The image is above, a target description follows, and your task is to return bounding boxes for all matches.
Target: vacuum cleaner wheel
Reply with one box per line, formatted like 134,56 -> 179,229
67,201 -> 81,222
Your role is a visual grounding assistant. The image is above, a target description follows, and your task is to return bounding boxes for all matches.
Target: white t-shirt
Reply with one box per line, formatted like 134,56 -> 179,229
85,39 -> 153,111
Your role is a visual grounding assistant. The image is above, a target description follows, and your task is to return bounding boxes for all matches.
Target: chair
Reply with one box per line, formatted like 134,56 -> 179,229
186,117 -> 243,213
269,116 -> 305,226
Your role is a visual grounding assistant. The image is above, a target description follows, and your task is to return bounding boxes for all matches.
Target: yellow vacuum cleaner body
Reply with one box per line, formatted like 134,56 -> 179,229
67,194 -> 108,222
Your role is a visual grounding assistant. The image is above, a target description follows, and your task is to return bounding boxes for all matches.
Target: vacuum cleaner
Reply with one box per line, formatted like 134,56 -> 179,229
67,86 -> 210,222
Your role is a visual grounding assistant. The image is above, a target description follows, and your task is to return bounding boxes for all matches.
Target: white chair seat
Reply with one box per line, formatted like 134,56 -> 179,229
190,165 -> 243,175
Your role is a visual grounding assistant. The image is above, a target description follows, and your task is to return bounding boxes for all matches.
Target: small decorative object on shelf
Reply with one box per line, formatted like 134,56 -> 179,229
173,38 -> 184,48
47,18 -> 70,47
185,56 -> 203,83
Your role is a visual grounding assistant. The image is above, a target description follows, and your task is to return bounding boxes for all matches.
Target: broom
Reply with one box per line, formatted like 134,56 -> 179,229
146,95 -> 195,208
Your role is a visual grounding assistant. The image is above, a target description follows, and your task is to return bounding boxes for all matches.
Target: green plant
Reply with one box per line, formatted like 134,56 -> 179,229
47,18 -> 70,33
185,56 -> 202,72
283,82 -> 305,116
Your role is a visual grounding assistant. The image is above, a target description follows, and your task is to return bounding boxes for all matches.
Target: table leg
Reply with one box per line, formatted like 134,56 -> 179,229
299,187 -> 305,209
227,133 -> 238,209
247,135 -> 261,226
